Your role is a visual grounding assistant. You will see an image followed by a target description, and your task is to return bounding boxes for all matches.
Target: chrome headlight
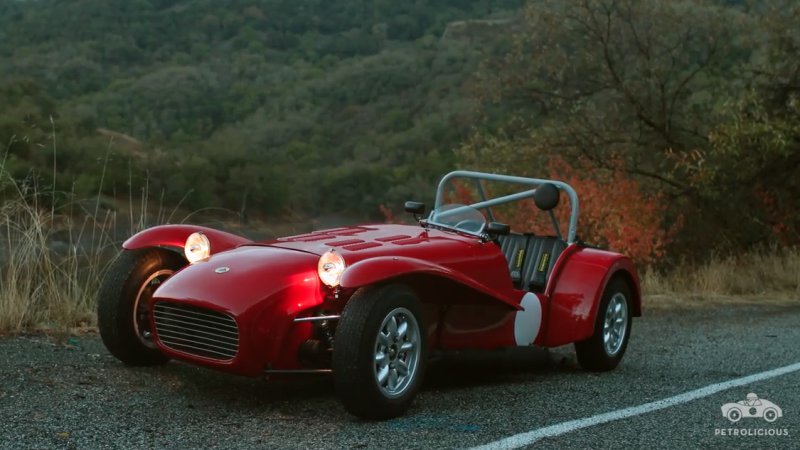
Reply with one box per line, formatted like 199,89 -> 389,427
318,250 -> 346,287
184,232 -> 211,264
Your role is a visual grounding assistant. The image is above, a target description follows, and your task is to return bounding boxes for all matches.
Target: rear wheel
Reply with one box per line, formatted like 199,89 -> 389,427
332,284 -> 427,420
575,277 -> 633,371
98,248 -> 185,366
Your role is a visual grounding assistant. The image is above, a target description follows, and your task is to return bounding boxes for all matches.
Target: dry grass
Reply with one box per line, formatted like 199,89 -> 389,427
643,246 -> 800,306
0,183 -> 119,332
0,126 -> 221,333
0,130 -> 122,333
0,133 -> 248,332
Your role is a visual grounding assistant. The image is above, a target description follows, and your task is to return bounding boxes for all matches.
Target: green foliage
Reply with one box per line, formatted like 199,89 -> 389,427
458,0 -> 800,257
1,0 -> 795,260
705,92 -> 800,246
0,0 -> 521,220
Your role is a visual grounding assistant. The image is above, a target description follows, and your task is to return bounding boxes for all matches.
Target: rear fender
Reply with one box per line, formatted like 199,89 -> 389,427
340,256 -> 520,310
123,224 -> 251,257
544,247 -> 641,347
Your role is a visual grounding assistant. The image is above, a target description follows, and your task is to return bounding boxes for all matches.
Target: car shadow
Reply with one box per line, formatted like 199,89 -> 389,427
125,346 -> 584,412
130,362 -> 335,404
424,346 -> 582,391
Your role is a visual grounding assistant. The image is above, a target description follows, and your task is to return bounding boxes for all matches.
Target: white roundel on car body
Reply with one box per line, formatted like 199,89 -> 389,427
514,293 -> 542,346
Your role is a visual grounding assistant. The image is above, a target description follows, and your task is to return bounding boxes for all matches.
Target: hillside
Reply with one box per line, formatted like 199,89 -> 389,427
0,0 -> 521,218
0,0 -> 798,259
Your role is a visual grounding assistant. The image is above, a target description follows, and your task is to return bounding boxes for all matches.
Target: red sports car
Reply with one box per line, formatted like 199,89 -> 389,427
98,171 -> 640,419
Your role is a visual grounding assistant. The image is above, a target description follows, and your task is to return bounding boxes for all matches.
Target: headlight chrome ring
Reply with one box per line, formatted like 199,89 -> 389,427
184,232 -> 211,264
318,249 -> 346,287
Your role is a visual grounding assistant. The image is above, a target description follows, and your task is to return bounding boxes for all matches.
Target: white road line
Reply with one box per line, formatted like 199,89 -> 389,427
470,361 -> 800,450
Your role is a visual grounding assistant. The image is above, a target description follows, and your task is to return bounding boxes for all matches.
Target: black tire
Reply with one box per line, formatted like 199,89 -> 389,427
98,248 -> 185,366
332,284 -> 427,420
575,277 -> 633,371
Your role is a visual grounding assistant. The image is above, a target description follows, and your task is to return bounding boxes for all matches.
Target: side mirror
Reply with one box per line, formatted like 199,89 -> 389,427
404,201 -> 425,215
485,222 -> 510,236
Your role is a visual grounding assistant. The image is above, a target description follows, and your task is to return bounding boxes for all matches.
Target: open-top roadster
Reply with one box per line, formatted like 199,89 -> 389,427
98,171 -> 640,419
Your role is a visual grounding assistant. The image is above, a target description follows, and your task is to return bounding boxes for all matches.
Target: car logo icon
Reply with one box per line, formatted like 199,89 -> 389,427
214,267 -> 230,274
721,393 -> 782,423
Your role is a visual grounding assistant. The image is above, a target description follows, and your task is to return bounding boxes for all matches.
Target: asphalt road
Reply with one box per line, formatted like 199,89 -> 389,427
1,302 -> 799,449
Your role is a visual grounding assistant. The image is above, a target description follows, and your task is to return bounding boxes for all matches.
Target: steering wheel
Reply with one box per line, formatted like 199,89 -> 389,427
454,219 -> 485,233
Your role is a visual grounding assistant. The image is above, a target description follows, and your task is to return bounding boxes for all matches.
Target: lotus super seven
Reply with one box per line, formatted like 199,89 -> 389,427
98,170 -> 641,419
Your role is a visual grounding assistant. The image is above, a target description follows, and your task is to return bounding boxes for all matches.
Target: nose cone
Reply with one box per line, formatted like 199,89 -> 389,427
150,245 -> 325,376
154,245 -> 320,315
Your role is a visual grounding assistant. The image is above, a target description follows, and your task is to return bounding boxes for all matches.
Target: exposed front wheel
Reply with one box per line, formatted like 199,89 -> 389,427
575,277 -> 633,371
97,248 -> 185,366
332,284 -> 427,420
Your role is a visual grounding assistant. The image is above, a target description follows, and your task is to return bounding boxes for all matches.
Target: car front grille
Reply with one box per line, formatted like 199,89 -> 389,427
153,302 -> 239,361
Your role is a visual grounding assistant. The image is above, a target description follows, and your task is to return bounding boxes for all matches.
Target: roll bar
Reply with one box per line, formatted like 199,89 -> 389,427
432,170 -> 580,244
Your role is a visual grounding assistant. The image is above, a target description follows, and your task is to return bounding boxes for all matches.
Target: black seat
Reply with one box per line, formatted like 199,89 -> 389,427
496,234 -> 566,292
521,236 -> 566,292
496,233 -> 530,288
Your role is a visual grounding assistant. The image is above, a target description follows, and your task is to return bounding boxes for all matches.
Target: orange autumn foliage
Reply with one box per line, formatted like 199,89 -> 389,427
545,157 -> 678,265
453,157 -> 678,265
382,158 -> 677,265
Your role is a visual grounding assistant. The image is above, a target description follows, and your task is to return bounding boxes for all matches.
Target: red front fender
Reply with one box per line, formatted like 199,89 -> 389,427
123,224 -> 251,256
339,256 -> 521,310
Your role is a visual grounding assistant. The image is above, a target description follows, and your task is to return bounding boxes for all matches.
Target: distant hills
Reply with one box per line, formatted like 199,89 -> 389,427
0,0 -> 522,219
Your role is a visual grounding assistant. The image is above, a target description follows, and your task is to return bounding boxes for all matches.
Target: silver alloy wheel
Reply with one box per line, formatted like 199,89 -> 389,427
133,269 -> 174,348
373,307 -> 421,398
603,293 -> 628,356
